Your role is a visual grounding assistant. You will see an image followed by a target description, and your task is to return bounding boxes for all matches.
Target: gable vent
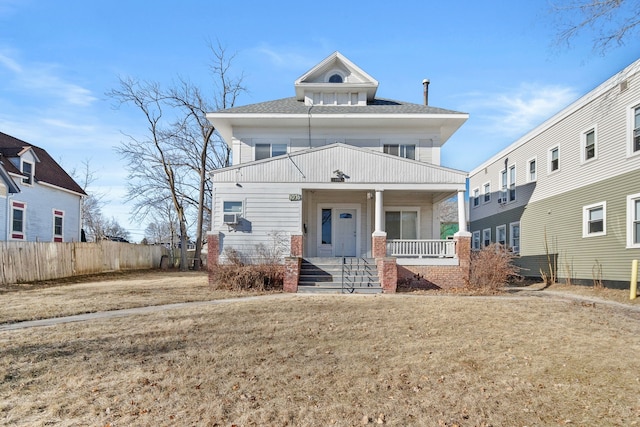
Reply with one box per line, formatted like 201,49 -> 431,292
620,80 -> 629,93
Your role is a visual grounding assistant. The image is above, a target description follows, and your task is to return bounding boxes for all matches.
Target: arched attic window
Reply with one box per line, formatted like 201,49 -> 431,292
328,73 -> 343,83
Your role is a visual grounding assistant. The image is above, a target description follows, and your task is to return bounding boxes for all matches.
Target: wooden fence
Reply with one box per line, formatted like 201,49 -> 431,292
0,241 -> 168,285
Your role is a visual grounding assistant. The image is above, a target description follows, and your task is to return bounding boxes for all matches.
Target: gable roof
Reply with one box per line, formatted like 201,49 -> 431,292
211,142 -> 466,188
0,131 -> 86,195
0,161 -> 20,193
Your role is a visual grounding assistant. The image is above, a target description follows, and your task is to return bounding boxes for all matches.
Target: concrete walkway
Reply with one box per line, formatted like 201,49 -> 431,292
1,288 -> 638,332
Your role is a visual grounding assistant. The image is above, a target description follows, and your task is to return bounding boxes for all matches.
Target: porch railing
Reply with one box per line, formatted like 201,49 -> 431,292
387,239 -> 456,258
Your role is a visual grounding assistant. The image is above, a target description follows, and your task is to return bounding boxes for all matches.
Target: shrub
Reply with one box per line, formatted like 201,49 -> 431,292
211,248 -> 283,291
468,244 -> 521,292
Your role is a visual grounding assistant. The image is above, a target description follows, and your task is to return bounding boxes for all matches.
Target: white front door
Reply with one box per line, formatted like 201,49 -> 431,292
334,208 -> 357,257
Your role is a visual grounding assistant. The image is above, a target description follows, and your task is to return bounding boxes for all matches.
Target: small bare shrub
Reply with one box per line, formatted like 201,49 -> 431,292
592,260 -> 604,289
469,244 -> 521,293
211,248 -> 283,291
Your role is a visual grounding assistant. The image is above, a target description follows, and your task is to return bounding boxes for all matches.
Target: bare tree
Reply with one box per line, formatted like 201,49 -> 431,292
551,0 -> 640,53
70,159 -> 109,242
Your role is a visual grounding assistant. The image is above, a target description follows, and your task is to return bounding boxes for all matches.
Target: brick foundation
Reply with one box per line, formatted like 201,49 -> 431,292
290,234 -> 303,257
207,233 -> 220,287
377,257 -> 397,293
283,257 -> 301,293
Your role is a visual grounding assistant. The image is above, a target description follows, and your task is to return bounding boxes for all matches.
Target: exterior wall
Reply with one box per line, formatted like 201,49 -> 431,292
469,59 -> 640,286
5,179 -> 82,242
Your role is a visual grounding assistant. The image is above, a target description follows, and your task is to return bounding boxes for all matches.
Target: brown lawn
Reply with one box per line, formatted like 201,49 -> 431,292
1,277 -> 639,426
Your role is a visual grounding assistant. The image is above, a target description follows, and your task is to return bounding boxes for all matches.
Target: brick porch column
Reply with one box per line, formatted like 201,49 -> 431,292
377,257 -> 397,293
454,232 -> 471,287
207,232 -> 220,287
372,232 -> 387,258
283,257 -> 301,293
290,233 -> 303,257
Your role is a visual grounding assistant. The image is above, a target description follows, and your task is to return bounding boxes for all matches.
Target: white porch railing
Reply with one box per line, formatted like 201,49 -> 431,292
387,239 -> 456,258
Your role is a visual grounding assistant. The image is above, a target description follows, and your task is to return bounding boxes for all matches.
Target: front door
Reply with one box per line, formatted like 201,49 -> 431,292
334,208 -> 357,257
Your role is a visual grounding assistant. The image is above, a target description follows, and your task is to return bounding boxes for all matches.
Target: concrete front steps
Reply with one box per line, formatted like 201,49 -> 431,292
297,257 -> 382,294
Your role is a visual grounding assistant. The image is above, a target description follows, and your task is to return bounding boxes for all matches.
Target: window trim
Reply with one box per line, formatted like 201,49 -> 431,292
499,169 -> 507,203
483,182 -> 491,204
526,157 -> 537,183
627,192 -> 640,248
509,221 -> 520,254
472,187 -> 480,208
384,207 -> 421,240
496,224 -> 507,246
627,103 -> 640,158
222,200 -> 244,225
482,228 -> 491,248
11,201 -> 26,240
383,144 -> 416,160
255,143 -> 287,161
53,209 -> 64,242
582,201 -> 606,238
581,126 -> 598,163
472,230 -> 481,251
548,145 -> 560,174
508,164 -> 516,202
21,160 -> 34,186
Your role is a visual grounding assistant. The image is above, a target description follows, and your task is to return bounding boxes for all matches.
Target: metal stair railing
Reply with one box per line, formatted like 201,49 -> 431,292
341,257 -> 355,293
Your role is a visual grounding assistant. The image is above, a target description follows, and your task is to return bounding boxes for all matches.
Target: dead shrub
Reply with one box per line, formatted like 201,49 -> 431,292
469,244 -> 521,292
211,248 -> 283,291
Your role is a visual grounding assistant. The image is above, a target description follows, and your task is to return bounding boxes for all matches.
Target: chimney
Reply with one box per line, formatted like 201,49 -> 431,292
422,79 -> 430,106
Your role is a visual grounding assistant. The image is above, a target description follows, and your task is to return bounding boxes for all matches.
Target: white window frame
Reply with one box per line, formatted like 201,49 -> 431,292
383,144 -> 416,160
222,200 -> 244,225
482,228 -> 491,248
53,209 -> 64,242
508,165 -> 516,202
11,201 -> 26,240
581,126 -> 598,163
472,230 -> 481,251
472,188 -> 480,208
548,145 -> 560,174
483,182 -> 491,203
384,207 -> 421,240
499,169 -> 507,203
627,192 -> 640,248
21,160 -> 34,186
509,221 -> 520,254
527,157 -> 537,183
582,201 -> 606,238
255,143 -> 287,161
627,103 -> 640,158
496,224 -> 507,246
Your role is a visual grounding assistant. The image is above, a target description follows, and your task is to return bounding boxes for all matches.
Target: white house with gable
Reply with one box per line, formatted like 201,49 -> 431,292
206,52 -> 471,292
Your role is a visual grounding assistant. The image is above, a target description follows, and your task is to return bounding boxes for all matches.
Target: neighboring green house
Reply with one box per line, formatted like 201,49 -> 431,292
468,58 -> 640,288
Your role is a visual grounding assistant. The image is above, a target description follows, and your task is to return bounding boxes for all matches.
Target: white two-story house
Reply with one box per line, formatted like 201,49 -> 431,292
0,131 -> 86,242
206,52 -> 471,292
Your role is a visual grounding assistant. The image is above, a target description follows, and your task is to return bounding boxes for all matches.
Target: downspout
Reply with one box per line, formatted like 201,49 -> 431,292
6,193 -> 11,240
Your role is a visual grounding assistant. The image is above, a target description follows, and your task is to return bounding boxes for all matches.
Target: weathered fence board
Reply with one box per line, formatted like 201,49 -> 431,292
0,241 -> 168,285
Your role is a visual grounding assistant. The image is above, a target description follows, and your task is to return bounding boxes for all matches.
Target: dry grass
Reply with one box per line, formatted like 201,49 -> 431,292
546,283 -> 640,306
1,294 -> 640,426
0,270 -> 270,324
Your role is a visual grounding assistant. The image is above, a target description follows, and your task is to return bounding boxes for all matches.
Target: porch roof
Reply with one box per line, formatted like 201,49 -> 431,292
210,143 -> 467,189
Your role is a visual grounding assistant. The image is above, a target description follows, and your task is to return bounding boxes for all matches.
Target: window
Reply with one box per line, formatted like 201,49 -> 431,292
482,228 -> 491,247
583,128 -> 596,162
499,170 -> 507,202
527,158 -> 537,182
508,165 -> 516,202
496,225 -> 506,246
11,201 -> 25,240
509,222 -> 520,254
483,182 -> 491,203
472,188 -> 479,207
53,210 -> 64,242
472,231 -> 481,250
549,146 -> 559,172
385,210 -> 418,240
630,105 -> 640,155
21,161 -> 33,185
223,201 -> 243,224
328,73 -> 343,83
383,144 -> 416,160
255,143 -> 287,160
321,208 -> 332,244
627,193 -> 640,248
583,202 -> 606,237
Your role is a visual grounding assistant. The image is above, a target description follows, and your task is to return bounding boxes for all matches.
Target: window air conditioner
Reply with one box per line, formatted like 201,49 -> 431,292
223,213 -> 240,225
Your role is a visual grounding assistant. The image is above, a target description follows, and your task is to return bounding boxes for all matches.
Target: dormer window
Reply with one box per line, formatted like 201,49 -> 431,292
21,161 -> 33,185
328,74 -> 343,83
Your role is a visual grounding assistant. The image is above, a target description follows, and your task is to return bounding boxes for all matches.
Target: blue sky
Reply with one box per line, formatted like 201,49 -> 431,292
1,0 -> 638,241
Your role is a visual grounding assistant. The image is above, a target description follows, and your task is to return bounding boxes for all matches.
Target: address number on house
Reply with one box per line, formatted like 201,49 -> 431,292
289,194 -> 302,201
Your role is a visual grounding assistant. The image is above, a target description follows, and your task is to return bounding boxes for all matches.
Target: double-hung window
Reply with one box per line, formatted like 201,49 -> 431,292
496,225 -> 506,246
549,146 -> 559,173
509,222 -> 520,254
472,188 -> 479,207
255,143 -> 287,160
500,170 -> 507,202
21,161 -> 33,185
631,105 -> 640,156
383,144 -> 416,160
508,165 -> 516,202
482,228 -> 491,247
527,158 -> 537,182
472,231 -> 481,250
627,193 -> 640,248
223,201 -> 243,225
53,210 -> 64,242
11,201 -> 26,240
583,202 -> 606,237
582,128 -> 597,162
483,182 -> 491,203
